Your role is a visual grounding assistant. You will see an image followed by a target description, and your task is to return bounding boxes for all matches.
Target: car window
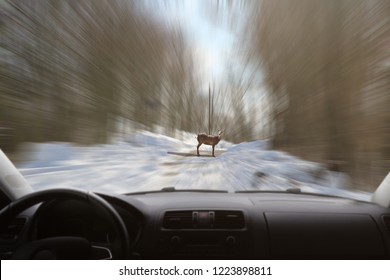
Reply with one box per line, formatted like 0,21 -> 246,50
0,0 -> 389,201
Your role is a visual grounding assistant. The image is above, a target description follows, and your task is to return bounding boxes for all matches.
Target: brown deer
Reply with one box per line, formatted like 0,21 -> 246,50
196,130 -> 223,157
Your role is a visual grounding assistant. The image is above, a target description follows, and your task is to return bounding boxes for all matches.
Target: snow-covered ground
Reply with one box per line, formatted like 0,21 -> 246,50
17,130 -> 371,201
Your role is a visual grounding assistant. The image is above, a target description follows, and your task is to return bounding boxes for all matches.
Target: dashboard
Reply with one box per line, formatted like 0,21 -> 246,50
1,191 -> 390,259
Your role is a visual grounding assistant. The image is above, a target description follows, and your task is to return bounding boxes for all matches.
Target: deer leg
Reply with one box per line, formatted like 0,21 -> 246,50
197,143 -> 201,156
212,145 -> 215,157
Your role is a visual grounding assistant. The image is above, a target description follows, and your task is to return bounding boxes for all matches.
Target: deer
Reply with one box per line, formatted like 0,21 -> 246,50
196,130 -> 223,157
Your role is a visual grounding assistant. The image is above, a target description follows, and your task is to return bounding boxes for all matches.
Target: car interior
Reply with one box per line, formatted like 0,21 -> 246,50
1,0 -> 390,264
1,151 -> 390,260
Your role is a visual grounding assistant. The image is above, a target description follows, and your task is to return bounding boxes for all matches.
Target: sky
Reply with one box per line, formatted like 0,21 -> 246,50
156,0 -> 236,85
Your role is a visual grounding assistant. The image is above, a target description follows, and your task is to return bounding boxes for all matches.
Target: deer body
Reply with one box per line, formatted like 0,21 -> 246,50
196,130 -> 223,157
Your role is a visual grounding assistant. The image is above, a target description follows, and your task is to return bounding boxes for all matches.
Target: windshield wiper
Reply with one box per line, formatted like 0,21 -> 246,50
235,187 -> 302,194
161,187 -> 228,193
235,188 -> 359,200
125,186 -> 228,195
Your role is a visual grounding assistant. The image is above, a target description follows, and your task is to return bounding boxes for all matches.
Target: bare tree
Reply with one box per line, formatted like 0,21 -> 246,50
245,0 -> 390,189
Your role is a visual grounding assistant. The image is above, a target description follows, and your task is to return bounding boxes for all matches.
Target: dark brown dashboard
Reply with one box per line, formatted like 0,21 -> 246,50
108,192 -> 390,259
2,191 -> 390,259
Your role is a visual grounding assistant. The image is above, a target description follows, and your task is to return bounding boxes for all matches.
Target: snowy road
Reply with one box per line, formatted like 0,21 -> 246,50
17,130 -> 371,201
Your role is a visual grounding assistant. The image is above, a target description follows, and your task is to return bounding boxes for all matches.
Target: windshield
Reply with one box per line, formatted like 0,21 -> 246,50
1,0 -> 388,202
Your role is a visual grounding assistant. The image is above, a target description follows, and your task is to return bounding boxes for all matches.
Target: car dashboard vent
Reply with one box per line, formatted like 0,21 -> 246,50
0,217 -> 28,240
214,211 -> 245,229
163,210 -> 245,229
163,211 -> 194,229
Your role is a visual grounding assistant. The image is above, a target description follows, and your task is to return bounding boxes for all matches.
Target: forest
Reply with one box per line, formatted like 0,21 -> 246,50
0,0 -> 389,190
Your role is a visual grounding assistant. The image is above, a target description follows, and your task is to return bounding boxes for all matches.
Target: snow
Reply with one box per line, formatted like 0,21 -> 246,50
17,130 -> 371,201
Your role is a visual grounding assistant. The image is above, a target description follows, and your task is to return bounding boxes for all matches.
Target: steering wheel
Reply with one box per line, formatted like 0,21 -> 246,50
0,188 -> 130,259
